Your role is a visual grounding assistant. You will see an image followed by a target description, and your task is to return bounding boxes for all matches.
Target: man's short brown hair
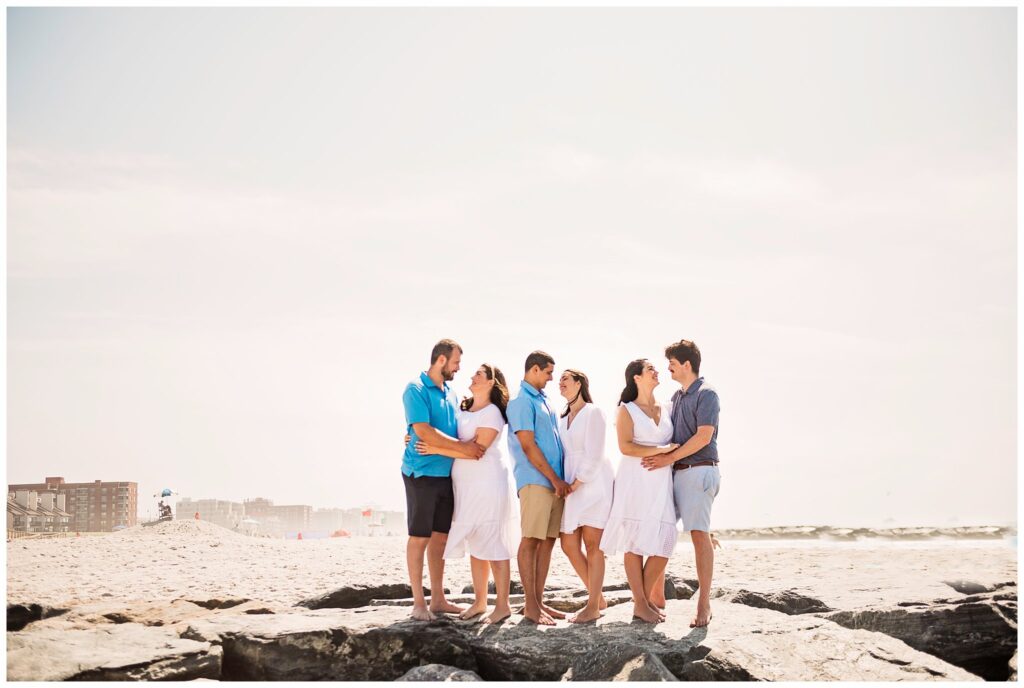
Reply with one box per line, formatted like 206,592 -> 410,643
524,350 -> 555,373
664,339 -> 701,375
431,339 -> 463,365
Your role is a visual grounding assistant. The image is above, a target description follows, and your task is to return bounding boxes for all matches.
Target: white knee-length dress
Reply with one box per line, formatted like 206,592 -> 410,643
599,401 -> 677,558
558,403 -> 614,533
443,404 -> 519,561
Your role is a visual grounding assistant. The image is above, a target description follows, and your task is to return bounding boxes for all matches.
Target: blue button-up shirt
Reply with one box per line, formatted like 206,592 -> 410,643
670,377 -> 720,467
507,380 -> 565,491
402,372 -> 459,478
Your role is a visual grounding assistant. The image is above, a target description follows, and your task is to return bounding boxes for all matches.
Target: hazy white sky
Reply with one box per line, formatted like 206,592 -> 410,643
7,8 -> 1016,527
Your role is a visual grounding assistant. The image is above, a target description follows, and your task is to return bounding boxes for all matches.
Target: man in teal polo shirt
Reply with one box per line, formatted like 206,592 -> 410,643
507,350 -> 570,625
402,338 -> 484,621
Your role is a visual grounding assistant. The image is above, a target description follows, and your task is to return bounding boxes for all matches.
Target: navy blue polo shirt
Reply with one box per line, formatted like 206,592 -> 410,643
670,377 -> 720,467
402,372 -> 459,478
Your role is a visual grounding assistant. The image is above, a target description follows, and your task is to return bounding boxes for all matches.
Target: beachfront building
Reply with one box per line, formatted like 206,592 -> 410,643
176,498 -> 244,530
6,490 -> 71,534
7,477 -> 137,532
242,498 -> 312,537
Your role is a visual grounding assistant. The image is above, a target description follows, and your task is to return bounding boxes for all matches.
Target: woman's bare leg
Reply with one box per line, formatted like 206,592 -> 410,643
459,556 -> 489,619
571,526 -> 606,623
625,553 -> 660,623
560,529 -> 590,591
485,560 -> 512,624
643,556 -> 669,619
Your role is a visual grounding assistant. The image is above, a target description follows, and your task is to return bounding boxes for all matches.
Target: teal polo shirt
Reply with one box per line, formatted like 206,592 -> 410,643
507,380 -> 565,491
402,372 -> 459,478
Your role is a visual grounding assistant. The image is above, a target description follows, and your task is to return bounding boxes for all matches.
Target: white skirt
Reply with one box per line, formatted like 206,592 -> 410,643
561,462 -> 614,533
599,456 -> 677,558
444,462 -> 518,561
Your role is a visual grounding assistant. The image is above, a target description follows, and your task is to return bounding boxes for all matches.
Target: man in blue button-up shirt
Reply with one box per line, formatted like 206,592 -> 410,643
507,350 -> 569,625
401,338 -> 484,621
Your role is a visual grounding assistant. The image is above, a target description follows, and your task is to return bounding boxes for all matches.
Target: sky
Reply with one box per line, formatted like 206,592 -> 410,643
7,8 -> 1016,527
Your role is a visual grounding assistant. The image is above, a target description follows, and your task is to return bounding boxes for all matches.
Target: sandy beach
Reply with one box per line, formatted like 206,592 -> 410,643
6,521 -> 1017,681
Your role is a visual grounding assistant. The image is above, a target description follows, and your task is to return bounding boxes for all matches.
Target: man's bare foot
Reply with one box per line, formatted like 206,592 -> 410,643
523,606 -> 556,626
631,603 -> 662,623
411,605 -> 436,621
458,603 -> 488,620
429,600 -> 465,615
541,603 -> 566,620
570,605 -> 601,624
690,602 -> 712,628
483,606 -> 512,625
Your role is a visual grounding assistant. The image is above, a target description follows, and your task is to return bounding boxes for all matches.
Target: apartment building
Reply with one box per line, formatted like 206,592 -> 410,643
7,477 -> 137,532
6,490 -> 71,533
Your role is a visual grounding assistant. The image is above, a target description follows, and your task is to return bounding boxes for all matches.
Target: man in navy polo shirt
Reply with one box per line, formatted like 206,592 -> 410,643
402,338 -> 485,621
641,339 -> 721,628
507,350 -> 569,626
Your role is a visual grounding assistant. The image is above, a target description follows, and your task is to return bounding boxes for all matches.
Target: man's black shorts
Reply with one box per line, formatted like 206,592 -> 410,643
402,472 -> 454,537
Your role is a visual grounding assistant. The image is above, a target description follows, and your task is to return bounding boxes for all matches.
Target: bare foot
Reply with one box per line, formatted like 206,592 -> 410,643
458,603 -> 488,620
541,603 -> 566,620
598,594 -> 608,610
648,603 -> 666,621
523,606 -> 556,626
429,600 -> 465,615
569,605 -> 601,624
411,605 -> 436,621
631,603 -> 662,623
690,602 -> 712,628
483,606 -> 512,625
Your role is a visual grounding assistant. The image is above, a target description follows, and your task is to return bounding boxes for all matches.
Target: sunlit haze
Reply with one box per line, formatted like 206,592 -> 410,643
7,7 -> 1016,528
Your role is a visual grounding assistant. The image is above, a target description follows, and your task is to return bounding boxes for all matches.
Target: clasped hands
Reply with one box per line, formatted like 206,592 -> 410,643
639,443 -> 681,471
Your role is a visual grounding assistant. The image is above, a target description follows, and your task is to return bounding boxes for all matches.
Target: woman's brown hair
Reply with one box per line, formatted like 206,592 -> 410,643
461,363 -> 510,421
560,369 -> 594,418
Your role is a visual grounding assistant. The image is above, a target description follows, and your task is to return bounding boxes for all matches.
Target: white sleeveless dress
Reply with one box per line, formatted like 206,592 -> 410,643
599,401 -> 677,558
443,404 -> 520,561
558,404 -> 614,533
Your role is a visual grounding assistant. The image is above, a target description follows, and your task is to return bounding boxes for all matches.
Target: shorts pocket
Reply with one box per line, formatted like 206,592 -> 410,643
702,468 -> 721,498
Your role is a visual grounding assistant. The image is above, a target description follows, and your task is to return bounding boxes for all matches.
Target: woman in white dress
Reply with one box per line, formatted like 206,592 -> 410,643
415,363 -> 518,624
599,359 -> 680,623
556,369 -> 615,624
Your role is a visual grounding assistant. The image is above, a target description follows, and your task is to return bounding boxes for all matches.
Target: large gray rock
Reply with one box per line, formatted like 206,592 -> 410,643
826,587 -> 1017,680
562,643 -> 677,681
6,602 -> 68,631
715,588 -> 833,614
6,623 -> 222,681
397,664 -> 483,681
176,600 -> 977,681
297,584 -> 449,610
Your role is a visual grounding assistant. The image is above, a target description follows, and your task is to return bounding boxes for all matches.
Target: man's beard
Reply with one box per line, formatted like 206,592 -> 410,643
441,368 -> 456,382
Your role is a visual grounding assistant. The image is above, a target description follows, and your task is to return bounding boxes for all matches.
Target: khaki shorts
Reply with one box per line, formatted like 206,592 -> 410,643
518,484 -> 564,540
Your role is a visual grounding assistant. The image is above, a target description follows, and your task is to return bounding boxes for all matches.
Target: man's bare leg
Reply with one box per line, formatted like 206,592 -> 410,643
426,531 -> 463,614
535,536 -> 565,619
690,530 -> 714,627
406,536 -> 435,621
518,537 -> 554,625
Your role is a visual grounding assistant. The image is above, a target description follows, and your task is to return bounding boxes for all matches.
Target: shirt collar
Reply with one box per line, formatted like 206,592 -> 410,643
420,371 -> 449,393
520,380 -> 545,399
682,377 -> 705,396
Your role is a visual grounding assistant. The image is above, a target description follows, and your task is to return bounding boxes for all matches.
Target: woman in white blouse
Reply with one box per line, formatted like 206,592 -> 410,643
557,369 -> 615,624
415,363 -> 518,625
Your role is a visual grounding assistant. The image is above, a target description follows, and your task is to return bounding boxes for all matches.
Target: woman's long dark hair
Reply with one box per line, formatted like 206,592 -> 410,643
560,369 -> 594,418
618,359 -> 648,406
461,363 -> 510,421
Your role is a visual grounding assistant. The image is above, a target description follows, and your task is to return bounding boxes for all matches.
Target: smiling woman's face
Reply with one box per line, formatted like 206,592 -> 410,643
558,371 -> 581,400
